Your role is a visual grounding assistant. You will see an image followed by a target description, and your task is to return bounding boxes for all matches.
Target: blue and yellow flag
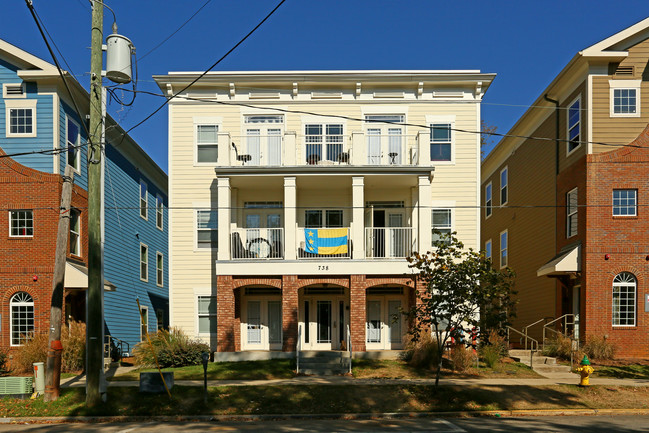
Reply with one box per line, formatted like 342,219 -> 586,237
304,228 -> 348,255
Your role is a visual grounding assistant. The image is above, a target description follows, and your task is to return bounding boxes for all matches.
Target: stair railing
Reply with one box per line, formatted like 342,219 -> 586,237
506,325 -> 539,369
347,324 -> 352,374
543,314 -> 579,367
296,324 -> 301,375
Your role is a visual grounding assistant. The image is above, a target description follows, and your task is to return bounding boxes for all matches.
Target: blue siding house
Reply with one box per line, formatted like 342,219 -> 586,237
0,39 -> 168,355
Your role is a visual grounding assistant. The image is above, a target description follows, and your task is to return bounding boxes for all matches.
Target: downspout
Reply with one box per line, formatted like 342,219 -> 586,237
544,94 -> 561,322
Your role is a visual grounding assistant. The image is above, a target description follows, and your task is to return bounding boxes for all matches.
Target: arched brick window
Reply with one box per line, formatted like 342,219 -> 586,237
612,272 -> 636,327
10,292 -> 34,345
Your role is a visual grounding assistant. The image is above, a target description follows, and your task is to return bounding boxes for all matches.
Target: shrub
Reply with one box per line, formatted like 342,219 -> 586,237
479,329 -> 507,368
450,344 -> 475,372
542,333 -> 574,360
12,332 -> 48,374
133,327 -> 210,368
583,336 -> 617,360
402,333 -> 440,370
0,348 -> 9,377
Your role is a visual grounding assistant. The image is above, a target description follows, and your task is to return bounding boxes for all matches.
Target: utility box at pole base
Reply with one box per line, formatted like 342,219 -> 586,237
33,362 -> 45,395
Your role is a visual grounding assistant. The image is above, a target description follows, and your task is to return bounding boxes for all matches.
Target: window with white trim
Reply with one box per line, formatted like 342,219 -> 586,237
10,292 -> 34,346
156,194 -> 164,230
9,210 -> 33,237
139,180 -> 148,220
430,123 -> 451,161
500,167 -> 508,205
610,80 -> 641,117
140,243 -> 148,281
69,208 -> 81,256
156,252 -> 163,287
485,239 -> 492,261
485,182 -> 492,218
567,96 -> 581,154
500,230 -> 508,268
197,296 -> 217,334
66,117 -> 80,172
613,189 -> 637,216
567,188 -> 578,238
612,272 -> 636,326
8,108 -> 33,136
196,124 -> 219,163
304,123 -> 344,163
139,306 -> 148,341
305,209 -> 343,228
432,208 -> 452,244
197,210 -> 218,249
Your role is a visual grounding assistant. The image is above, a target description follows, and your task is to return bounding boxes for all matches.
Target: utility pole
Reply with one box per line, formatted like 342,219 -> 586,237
44,165 -> 74,402
87,0 -> 105,406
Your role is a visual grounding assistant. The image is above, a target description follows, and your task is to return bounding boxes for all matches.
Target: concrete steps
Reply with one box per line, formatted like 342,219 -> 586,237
508,349 -> 572,374
297,350 -> 351,376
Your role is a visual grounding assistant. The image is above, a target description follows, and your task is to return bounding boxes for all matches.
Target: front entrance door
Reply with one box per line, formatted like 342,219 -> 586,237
243,298 -> 283,350
366,296 -> 405,350
301,295 -> 348,350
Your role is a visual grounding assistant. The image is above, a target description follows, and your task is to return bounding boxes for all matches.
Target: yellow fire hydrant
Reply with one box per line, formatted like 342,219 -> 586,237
576,355 -> 594,386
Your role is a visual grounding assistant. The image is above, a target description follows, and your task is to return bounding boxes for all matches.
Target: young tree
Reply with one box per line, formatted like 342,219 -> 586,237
406,231 -> 516,386
480,120 -> 499,159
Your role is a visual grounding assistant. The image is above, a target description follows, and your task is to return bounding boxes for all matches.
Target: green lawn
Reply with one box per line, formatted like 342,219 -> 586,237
593,364 -> 649,379
1,384 -> 648,417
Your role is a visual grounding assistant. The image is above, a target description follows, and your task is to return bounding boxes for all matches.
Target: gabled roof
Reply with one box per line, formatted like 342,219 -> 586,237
581,17 -> 649,58
0,39 -> 59,72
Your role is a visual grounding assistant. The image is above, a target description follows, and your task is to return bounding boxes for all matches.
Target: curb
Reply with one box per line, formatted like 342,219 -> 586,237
2,408 -> 649,424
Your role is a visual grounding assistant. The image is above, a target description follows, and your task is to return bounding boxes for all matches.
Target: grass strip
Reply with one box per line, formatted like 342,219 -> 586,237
2,384 -> 649,417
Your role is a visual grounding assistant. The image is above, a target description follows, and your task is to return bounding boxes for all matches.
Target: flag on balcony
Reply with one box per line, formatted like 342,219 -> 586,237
304,228 -> 348,255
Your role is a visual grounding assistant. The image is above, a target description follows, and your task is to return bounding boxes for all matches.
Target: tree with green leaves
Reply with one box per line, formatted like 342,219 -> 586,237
406,231 -> 516,386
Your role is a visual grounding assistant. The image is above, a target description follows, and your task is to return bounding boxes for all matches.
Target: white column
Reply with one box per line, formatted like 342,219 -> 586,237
418,175 -> 432,253
217,177 -> 231,261
218,132 -> 231,165
284,177 -> 297,260
352,176 -> 365,260
284,131 -> 296,166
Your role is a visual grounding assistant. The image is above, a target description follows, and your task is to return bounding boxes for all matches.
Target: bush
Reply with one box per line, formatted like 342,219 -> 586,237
12,332 -> 48,374
0,347 -> 9,376
402,333 -> 441,370
583,336 -> 617,360
133,327 -> 210,368
479,329 -> 507,368
450,344 -> 475,372
542,333 -> 574,360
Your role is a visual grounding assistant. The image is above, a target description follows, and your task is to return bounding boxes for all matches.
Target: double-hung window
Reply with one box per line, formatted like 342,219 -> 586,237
500,230 -> 508,268
612,272 -> 636,326
432,208 -> 452,244
500,167 -> 508,205
485,182 -> 492,218
485,239 -> 492,261
196,125 -> 219,163
304,124 -> 344,164
567,96 -> 581,154
139,306 -> 148,341
66,117 -> 80,172
69,208 -> 81,256
430,123 -> 451,161
156,194 -> 164,230
567,188 -> 578,238
140,180 -> 148,220
9,210 -> 33,237
197,210 -> 218,249
10,292 -> 34,346
613,189 -> 637,216
156,252 -> 163,287
140,243 -> 148,281
198,296 -> 217,334
305,209 -> 343,228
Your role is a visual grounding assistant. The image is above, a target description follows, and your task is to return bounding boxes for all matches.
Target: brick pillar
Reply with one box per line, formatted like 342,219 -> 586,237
216,275 -> 236,352
350,274 -> 366,352
282,275 -> 299,351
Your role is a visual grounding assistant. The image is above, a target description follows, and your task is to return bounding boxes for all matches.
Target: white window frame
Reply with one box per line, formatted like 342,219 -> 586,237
9,209 -> 33,238
139,305 -> 149,341
3,83 -> 26,99
156,194 -> 164,230
567,187 -> 578,238
612,189 -> 637,217
429,123 -> 453,163
139,179 -> 148,220
156,251 -> 163,287
499,229 -> 508,269
500,166 -> 508,206
69,208 -> 81,256
609,80 -> 641,118
612,272 -> 636,327
485,182 -> 492,218
431,208 -> 453,245
195,123 -> 220,165
66,116 -> 81,173
197,295 -> 218,336
566,95 -> 581,156
140,242 -> 148,282
303,122 -> 345,164
5,99 -> 37,138
10,292 -> 34,346
196,209 -> 218,250
485,239 -> 492,261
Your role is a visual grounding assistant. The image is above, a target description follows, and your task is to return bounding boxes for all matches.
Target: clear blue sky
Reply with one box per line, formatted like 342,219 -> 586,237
1,1 -> 646,171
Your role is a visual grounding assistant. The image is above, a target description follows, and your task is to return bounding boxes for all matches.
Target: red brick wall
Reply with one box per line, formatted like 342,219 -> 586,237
585,125 -> 649,357
0,151 -> 88,351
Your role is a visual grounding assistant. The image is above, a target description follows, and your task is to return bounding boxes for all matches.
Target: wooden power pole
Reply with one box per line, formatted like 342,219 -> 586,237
86,0 -> 105,406
44,165 -> 74,402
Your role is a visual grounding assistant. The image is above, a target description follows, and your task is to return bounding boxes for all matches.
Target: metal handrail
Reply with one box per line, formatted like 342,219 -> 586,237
296,324 -> 301,375
105,335 -> 130,362
543,314 -> 579,349
347,324 -> 352,374
506,325 -> 539,368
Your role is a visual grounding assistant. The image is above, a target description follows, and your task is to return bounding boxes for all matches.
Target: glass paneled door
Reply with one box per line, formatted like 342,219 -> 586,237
366,296 -> 405,350
244,298 -> 283,350
365,115 -> 404,165
301,293 -> 348,350
244,114 -> 283,166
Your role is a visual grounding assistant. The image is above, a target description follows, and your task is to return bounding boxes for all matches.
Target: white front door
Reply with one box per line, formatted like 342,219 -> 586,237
243,298 -> 283,350
300,296 -> 348,350
366,296 -> 405,350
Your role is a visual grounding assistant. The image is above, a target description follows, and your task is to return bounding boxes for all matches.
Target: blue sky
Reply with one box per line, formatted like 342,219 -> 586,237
1,1 -> 646,171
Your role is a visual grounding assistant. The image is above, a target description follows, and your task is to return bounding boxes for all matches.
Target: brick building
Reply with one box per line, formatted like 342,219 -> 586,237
481,17 -> 649,357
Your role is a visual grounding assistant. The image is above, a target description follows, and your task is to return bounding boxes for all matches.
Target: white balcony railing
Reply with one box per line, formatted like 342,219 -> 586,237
300,134 -> 351,165
297,227 -> 351,259
365,227 -> 416,259
231,228 -> 284,260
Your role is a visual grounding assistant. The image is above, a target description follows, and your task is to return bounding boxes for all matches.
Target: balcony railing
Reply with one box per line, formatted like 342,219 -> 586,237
297,227 -> 351,259
231,228 -> 284,260
363,134 -> 419,166
230,134 -> 285,166
300,134 -> 351,165
365,227 -> 416,259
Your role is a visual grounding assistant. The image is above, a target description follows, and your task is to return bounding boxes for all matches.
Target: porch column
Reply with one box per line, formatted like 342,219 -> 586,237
418,175 -> 432,252
284,177 -> 297,260
282,275 -> 299,351
216,275 -> 236,351
350,275 -> 366,352
352,176 -> 365,260
217,177 -> 231,261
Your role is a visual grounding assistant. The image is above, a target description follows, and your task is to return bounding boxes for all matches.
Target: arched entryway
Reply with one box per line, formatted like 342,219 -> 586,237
240,286 -> 283,351
298,285 -> 349,351
365,285 -> 409,350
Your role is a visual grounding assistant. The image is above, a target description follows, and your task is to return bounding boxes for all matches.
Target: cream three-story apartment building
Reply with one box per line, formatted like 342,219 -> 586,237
154,70 -> 494,356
